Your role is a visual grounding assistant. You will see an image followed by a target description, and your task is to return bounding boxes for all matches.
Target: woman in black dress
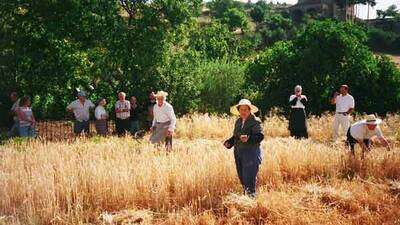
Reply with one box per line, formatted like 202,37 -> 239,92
288,85 -> 308,139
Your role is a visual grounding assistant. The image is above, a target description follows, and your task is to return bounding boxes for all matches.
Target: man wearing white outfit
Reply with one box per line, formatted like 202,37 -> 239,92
330,85 -> 355,141
346,114 -> 391,159
150,91 -> 176,150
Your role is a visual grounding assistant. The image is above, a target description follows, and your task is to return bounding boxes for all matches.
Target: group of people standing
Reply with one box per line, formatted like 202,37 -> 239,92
225,84 -> 392,197
3,85 -> 393,198
66,90 -> 176,149
4,90 -> 177,149
288,84 -> 391,155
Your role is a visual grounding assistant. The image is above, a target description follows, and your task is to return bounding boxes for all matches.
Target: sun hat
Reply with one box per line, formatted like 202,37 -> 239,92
362,114 -> 382,125
155,91 -> 168,98
230,99 -> 259,116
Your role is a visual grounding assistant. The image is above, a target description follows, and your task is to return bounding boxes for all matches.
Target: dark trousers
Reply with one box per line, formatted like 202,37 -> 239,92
116,118 -> 130,136
234,148 -> 261,196
289,108 -> 308,139
346,129 -> 370,154
74,120 -> 90,135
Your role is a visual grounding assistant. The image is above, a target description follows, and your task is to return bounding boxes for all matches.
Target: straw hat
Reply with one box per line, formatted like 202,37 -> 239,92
230,99 -> 259,116
362,114 -> 382,125
155,91 -> 168,98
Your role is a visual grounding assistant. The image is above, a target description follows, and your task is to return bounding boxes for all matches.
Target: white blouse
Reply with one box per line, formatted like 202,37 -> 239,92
95,106 -> 108,120
289,95 -> 307,109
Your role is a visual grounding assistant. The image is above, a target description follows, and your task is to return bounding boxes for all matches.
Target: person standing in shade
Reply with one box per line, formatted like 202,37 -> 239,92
224,99 -> 264,197
129,96 -> 141,135
95,98 -> 109,136
331,84 -> 355,141
346,114 -> 391,159
115,92 -> 131,136
288,85 -> 308,139
67,91 -> 95,135
16,96 -> 36,138
7,92 -> 20,137
146,92 -> 157,130
150,91 -> 176,150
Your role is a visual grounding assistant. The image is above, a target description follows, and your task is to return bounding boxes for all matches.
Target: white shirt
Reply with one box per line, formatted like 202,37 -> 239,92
335,94 -> 355,113
152,101 -> 177,131
18,106 -> 34,127
67,99 -> 95,122
289,95 -> 307,109
115,100 -> 130,119
95,105 -> 108,120
350,121 -> 383,140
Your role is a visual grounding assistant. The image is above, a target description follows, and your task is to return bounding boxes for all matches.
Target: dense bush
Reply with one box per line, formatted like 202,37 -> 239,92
1,1 -> 400,123
221,8 -> 249,32
247,20 -> 400,116
367,27 -> 399,52
195,60 -> 245,113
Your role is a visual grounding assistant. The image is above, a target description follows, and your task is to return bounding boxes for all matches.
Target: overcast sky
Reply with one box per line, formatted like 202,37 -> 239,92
243,0 -> 400,19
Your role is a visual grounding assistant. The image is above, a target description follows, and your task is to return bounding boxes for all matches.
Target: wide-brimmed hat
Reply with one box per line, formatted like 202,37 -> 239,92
155,91 -> 168,98
230,99 -> 259,116
362,114 -> 382,125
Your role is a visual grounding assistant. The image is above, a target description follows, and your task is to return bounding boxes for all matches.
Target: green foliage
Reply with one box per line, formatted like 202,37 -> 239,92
189,21 -> 236,59
258,12 -> 297,47
221,8 -> 249,32
208,0 -> 245,19
195,61 -> 246,113
249,1 -> 270,24
367,27 -> 399,52
1,1 -> 400,121
247,20 -> 400,116
377,4 -> 399,19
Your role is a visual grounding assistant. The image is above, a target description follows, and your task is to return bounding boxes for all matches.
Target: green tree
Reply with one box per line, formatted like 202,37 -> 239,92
221,8 -> 249,32
259,12 -> 297,47
208,0 -> 236,19
196,60 -> 246,113
249,0 -> 269,24
247,20 -> 400,115
377,5 -> 399,19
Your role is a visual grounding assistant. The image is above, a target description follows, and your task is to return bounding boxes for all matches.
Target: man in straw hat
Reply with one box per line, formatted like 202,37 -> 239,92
150,91 -> 176,150
346,114 -> 391,158
67,91 -> 95,135
224,99 -> 264,197
331,84 -> 355,141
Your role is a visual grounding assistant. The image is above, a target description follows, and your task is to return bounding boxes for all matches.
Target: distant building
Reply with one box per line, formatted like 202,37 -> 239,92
289,0 -> 354,21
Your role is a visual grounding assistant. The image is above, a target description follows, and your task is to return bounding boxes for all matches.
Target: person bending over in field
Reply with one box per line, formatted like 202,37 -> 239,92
224,99 -> 264,197
346,114 -> 391,159
149,91 -> 176,150
67,91 -> 95,136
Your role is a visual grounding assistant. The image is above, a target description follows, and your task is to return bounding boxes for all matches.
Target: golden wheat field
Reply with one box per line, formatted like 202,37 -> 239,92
1,114 -> 400,225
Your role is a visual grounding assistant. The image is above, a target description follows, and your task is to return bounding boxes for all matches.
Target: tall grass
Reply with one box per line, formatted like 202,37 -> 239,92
0,114 -> 399,225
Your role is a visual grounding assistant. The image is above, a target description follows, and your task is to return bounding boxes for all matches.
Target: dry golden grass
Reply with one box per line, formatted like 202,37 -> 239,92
0,114 -> 399,225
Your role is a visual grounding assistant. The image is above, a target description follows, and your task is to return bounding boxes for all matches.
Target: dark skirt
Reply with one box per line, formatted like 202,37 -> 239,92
95,119 -> 108,136
289,108 -> 308,139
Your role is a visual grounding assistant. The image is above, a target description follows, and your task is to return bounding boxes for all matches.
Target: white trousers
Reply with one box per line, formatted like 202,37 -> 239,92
333,114 -> 350,141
